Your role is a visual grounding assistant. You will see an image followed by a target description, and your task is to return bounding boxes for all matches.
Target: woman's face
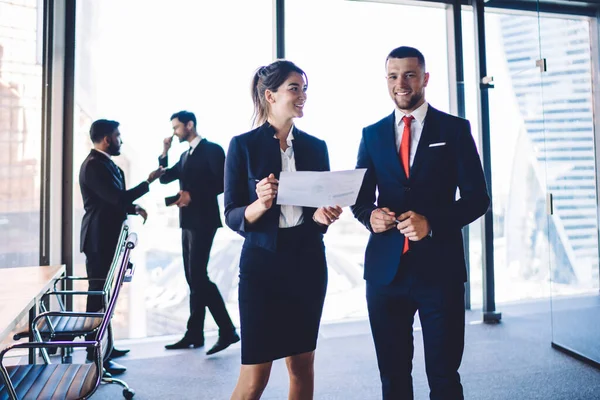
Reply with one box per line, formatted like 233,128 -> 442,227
267,72 -> 307,121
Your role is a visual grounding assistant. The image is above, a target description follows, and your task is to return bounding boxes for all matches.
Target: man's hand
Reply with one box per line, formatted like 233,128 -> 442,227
147,166 -> 166,183
397,211 -> 430,241
313,206 -> 343,226
370,207 -> 398,233
255,173 -> 278,210
162,134 -> 174,157
174,190 -> 191,208
135,205 -> 148,224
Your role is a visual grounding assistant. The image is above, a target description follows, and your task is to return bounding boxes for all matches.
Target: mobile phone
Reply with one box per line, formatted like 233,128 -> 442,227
165,193 -> 180,206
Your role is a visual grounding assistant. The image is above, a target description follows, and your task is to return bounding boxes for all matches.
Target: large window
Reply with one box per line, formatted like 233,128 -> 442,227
74,0 -> 273,339
0,0 -> 43,268
286,0 -> 451,321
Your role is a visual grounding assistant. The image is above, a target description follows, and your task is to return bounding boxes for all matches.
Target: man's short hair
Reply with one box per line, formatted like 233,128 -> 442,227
386,46 -> 426,71
170,110 -> 196,129
90,119 -> 119,143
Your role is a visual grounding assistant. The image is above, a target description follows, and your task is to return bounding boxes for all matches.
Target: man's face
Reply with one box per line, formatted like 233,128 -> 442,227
386,57 -> 429,114
171,118 -> 192,143
106,129 -> 122,156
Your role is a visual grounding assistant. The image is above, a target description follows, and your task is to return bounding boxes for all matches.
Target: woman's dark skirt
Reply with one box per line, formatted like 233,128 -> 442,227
238,223 -> 327,365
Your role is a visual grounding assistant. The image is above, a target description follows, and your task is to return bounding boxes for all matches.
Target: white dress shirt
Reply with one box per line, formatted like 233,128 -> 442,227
276,127 -> 304,228
188,135 -> 202,155
394,101 -> 428,167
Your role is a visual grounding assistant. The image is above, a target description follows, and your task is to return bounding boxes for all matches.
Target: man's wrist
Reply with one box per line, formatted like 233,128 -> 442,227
312,213 -> 325,226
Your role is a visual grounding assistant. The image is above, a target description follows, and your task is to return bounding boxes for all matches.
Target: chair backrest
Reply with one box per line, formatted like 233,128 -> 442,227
102,222 -> 130,294
95,232 -> 138,361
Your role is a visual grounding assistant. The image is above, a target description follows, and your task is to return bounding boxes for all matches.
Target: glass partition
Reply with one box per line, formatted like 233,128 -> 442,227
539,14 -> 600,364
462,7 -> 551,307
484,10 -> 550,304
0,0 -> 43,268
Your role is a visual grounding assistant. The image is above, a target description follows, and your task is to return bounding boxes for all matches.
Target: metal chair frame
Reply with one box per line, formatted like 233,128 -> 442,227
0,233 -> 138,400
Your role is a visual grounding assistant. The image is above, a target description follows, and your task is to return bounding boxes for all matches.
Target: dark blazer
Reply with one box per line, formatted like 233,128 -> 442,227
159,138 -> 224,230
224,123 -> 329,252
351,106 -> 490,285
79,149 -> 149,253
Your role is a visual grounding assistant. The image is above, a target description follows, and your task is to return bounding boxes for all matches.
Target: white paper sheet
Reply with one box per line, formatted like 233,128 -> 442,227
276,169 -> 367,208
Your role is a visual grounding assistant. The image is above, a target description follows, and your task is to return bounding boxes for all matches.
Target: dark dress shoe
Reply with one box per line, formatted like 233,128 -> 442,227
110,348 -> 130,358
164,336 -> 204,350
104,359 -> 127,375
206,333 -> 240,355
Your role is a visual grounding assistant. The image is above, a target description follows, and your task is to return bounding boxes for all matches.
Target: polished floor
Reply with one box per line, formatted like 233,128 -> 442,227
86,300 -> 600,400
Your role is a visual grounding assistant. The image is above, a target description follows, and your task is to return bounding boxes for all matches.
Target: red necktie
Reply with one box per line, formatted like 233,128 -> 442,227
399,115 -> 414,254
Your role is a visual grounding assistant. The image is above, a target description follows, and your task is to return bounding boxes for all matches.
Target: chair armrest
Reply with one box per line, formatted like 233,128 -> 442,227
40,291 -> 106,314
0,340 -> 98,359
53,276 -> 104,291
42,290 -> 106,300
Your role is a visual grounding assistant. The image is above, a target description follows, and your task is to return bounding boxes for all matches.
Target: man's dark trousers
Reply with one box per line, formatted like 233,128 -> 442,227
366,252 -> 465,400
84,248 -> 114,358
84,250 -> 114,313
182,226 -> 235,338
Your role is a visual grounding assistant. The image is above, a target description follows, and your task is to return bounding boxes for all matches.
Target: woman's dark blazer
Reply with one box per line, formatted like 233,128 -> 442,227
224,123 -> 329,252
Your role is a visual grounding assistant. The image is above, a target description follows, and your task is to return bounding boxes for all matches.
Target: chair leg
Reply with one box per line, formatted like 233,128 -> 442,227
33,329 -> 51,364
61,347 -> 73,364
102,373 -> 135,399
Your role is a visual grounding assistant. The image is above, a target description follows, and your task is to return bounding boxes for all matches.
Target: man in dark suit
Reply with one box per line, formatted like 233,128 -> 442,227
80,119 -> 165,374
159,110 -> 239,355
351,47 -> 490,400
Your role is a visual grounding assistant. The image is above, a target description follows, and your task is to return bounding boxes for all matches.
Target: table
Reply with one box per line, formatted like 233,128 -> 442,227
0,265 -> 66,362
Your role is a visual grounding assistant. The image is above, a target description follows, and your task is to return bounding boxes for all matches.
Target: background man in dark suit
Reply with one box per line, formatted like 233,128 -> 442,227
351,47 -> 490,400
159,110 -> 239,355
79,119 -> 165,374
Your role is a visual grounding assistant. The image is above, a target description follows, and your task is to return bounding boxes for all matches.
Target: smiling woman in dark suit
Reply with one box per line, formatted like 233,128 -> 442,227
225,60 -> 343,400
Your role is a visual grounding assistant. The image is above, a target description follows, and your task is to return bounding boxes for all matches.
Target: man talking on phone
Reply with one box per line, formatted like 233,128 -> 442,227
158,110 -> 239,354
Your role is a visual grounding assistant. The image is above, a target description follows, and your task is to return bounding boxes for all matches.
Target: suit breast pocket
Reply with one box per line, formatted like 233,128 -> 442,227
421,145 -> 453,177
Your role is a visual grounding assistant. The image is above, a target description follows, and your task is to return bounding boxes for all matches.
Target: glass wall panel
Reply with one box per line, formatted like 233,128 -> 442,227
0,0 -> 42,268
286,0 -> 450,321
74,0 -> 272,339
464,9 -> 550,305
539,15 -> 600,364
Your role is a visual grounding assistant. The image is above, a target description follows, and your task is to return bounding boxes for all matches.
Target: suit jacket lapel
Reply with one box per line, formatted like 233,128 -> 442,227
410,106 -> 439,180
182,139 -> 204,172
92,149 -> 124,189
261,123 -> 283,179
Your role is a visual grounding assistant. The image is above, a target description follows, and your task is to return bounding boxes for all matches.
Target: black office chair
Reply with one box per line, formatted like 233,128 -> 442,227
13,223 -> 130,364
0,232 -> 138,400
45,222 -> 130,314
